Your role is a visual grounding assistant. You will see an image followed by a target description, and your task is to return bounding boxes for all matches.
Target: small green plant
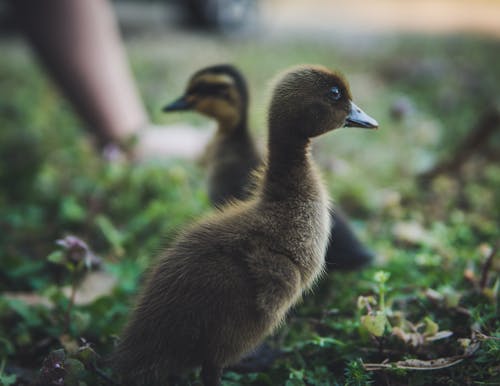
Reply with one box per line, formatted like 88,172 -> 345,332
344,359 -> 372,386
0,357 -> 16,386
46,235 -> 101,333
358,271 -> 391,338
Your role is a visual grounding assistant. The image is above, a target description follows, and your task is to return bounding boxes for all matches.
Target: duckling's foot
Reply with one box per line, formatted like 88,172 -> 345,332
201,361 -> 222,386
228,343 -> 283,373
167,374 -> 183,386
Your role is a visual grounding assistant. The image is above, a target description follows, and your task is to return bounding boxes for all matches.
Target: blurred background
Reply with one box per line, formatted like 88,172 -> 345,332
0,0 -> 499,385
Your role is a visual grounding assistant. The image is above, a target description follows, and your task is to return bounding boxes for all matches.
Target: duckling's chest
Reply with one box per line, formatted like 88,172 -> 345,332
259,186 -> 331,289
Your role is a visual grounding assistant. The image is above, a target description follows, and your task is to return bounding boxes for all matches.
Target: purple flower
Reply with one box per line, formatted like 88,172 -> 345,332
56,235 -> 101,269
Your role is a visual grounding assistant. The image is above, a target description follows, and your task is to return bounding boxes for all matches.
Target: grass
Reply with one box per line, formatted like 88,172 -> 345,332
0,31 -> 499,385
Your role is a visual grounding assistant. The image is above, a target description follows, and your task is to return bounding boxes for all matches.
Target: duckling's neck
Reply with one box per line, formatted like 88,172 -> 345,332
215,114 -> 249,140
263,134 -> 318,202
215,121 -> 243,139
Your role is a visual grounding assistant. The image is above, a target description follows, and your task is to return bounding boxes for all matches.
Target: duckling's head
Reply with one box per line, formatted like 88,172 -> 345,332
163,64 -> 248,131
269,65 -> 378,140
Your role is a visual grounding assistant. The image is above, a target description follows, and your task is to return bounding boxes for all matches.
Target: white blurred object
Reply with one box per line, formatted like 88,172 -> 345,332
135,124 -> 214,160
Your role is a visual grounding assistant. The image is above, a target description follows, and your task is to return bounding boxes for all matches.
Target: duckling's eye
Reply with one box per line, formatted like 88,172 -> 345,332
329,86 -> 342,101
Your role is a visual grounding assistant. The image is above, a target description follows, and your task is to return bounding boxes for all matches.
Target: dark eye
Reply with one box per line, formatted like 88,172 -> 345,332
329,86 -> 341,101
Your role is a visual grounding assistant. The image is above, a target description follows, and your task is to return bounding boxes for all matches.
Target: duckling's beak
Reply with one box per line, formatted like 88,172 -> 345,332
345,101 -> 378,129
162,96 -> 192,112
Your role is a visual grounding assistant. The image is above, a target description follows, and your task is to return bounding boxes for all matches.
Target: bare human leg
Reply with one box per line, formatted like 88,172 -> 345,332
8,0 -> 148,152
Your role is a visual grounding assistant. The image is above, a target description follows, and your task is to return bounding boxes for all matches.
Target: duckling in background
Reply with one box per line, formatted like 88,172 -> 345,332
163,64 -> 260,206
113,65 -> 378,386
164,64 -> 374,271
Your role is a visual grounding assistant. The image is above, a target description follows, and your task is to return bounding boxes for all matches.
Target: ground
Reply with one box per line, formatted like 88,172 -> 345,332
0,2 -> 499,385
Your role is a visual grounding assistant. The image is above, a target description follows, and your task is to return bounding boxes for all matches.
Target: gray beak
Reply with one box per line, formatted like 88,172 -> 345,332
162,96 -> 192,112
344,101 -> 378,129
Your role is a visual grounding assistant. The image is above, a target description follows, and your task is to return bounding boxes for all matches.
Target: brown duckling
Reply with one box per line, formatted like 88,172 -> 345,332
164,64 -> 374,271
113,65 -> 378,386
163,64 -> 260,206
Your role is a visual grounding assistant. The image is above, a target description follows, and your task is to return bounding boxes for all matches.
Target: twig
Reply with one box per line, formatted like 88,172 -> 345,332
363,342 -> 480,372
479,242 -> 499,291
94,366 -> 120,386
363,356 -> 465,371
64,271 -> 78,333
472,330 -> 500,342
419,106 -> 500,184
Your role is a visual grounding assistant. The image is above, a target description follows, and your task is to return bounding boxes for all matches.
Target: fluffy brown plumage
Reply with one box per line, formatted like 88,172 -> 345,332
113,65 -> 377,386
164,64 -> 375,270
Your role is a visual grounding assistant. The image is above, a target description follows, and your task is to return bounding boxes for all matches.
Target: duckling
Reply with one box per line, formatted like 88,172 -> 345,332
163,64 -> 374,271
113,65 -> 378,386
163,64 -> 260,206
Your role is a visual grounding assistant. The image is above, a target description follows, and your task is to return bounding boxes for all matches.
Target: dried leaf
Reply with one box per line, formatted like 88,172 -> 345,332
425,330 -> 453,342
392,327 -> 424,347
424,288 -> 444,302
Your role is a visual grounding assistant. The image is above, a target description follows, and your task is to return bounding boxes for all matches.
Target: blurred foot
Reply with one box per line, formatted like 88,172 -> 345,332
228,343 -> 283,373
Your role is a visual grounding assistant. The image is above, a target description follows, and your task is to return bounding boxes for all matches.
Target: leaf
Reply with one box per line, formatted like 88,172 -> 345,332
423,316 -> 439,336
64,358 -> 86,386
309,336 -> 346,348
0,337 -> 14,356
440,286 -> 461,308
3,298 -> 43,327
71,310 -> 91,333
288,368 -> 304,380
47,250 -> 64,265
373,271 -> 390,284
95,215 -> 124,256
0,372 -> 17,386
60,196 -> 86,222
74,345 -> 99,371
361,311 -> 388,337
357,295 -> 376,311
